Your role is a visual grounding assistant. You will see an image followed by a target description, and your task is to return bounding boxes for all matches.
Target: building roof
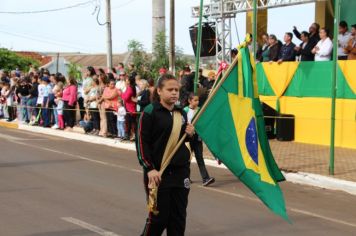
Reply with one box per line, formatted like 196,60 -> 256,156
63,52 -> 130,68
15,51 -> 52,66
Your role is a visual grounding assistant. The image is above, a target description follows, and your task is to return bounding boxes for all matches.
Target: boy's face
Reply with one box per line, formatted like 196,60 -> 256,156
189,96 -> 199,108
158,80 -> 179,105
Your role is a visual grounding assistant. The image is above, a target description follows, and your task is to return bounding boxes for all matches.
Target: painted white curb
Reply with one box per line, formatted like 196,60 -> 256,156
199,159 -> 356,196
283,172 -> 356,196
18,124 -> 136,152
17,124 -> 356,196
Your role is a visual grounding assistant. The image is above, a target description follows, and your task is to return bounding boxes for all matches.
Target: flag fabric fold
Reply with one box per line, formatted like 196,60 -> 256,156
194,44 -> 289,221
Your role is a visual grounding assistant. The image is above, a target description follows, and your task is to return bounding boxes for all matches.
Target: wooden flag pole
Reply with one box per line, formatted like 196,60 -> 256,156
193,0 -> 204,95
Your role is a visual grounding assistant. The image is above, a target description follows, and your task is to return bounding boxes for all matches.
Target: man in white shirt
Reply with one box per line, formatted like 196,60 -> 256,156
338,21 -> 352,60
312,28 -> 333,61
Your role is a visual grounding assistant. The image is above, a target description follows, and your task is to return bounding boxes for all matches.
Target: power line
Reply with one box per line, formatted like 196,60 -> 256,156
112,0 -> 137,10
0,1 -> 95,14
0,30 -> 90,52
0,26 -> 98,49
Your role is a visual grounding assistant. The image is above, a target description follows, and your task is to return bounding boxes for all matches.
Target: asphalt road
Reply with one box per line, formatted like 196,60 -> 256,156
1,127 -> 356,236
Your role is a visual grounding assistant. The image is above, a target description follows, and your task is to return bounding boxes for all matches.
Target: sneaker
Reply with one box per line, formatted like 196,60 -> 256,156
202,177 -> 215,187
52,124 -> 59,129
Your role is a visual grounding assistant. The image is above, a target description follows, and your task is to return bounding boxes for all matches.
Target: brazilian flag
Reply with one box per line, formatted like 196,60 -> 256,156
194,45 -> 289,221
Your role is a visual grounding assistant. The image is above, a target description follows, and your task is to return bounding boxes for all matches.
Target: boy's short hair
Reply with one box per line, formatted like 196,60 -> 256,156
188,92 -> 198,101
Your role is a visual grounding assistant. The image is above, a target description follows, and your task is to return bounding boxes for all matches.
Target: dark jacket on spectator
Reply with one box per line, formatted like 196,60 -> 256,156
180,73 -> 194,106
279,42 -> 296,61
16,84 -> 31,97
293,29 -> 320,49
137,89 -> 151,112
29,82 -> 39,98
296,41 -> 315,61
268,43 -> 281,61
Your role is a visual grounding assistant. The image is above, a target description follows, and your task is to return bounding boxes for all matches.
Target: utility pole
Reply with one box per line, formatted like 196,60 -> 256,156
152,0 -> 166,57
105,0 -> 113,70
56,52 -> 60,74
169,0 -> 175,74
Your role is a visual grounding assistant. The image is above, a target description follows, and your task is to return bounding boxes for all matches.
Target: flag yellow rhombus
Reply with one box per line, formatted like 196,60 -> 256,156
338,60 -> 356,94
262,62 -> 299,97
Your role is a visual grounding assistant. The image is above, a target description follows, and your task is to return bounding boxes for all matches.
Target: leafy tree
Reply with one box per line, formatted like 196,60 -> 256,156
151,32 -> 192,79
127,33 -> 193,80
0,48 -> 39,72
67,62 -> 82,82
151,31 -> 169,76
127,40 -> 150,77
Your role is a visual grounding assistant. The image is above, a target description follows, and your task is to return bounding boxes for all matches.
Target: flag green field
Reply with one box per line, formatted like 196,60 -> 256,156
194,46 -> 289,221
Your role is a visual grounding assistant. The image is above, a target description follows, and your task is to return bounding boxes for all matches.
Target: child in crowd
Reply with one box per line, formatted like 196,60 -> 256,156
114,99 -> 126,140
79,112 -> 94,134
54,82 -> 64,129
184,93 -> 215,187
41,77 -> 52,127
2,82 -> 14,121
0,82 -> 9,119
35,77 -> 46,125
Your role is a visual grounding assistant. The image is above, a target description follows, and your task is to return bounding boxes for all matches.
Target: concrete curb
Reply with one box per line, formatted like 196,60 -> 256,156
2,121 -> 356,196
18,124 -> 136,152
199,159 -> 356,196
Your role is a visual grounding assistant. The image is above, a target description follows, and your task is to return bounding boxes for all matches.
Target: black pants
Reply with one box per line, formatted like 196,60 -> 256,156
90,108 -> 100,131
63,101 -> 76,128
190,136 -> 210,181
78,97 -> 85,120
7,106 -> 15,121
141,187 -> 189,236
106,109 -> 117,136
125,113 -> 136,138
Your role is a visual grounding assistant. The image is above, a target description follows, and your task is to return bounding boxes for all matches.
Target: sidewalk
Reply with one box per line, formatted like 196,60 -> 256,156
1,119 -> 356,195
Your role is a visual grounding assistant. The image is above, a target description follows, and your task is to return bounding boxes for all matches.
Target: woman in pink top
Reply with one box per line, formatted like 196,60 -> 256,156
101,79 -> 119,137
121,76 -> 137,140
62,76 -> 77,130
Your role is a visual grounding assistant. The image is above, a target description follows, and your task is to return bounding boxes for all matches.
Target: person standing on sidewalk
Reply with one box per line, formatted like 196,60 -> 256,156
184,93 -> 215,187
16,77 -> 31,123
137,74 -> 195,236
28,75 -> 39,125
40,76 -> 51,127
101,79 -> 119,137
82,66 -> 95,116
121,76 -> 137,141
114,99 -> 126,140
62,76 -> 78,130
87,77 -> 100,135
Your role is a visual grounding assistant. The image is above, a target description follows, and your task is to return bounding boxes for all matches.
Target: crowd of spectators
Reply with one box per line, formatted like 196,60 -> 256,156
1,20 -> 355,141
0,63 -> 217,142
256,21 -> 356,63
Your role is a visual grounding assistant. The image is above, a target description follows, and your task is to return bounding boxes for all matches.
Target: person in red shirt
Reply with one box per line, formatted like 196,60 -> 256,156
62,76 -> 77,130
121,76 -> 137,141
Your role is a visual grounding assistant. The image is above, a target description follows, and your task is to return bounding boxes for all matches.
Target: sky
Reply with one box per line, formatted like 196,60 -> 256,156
0,0 -> 315,55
